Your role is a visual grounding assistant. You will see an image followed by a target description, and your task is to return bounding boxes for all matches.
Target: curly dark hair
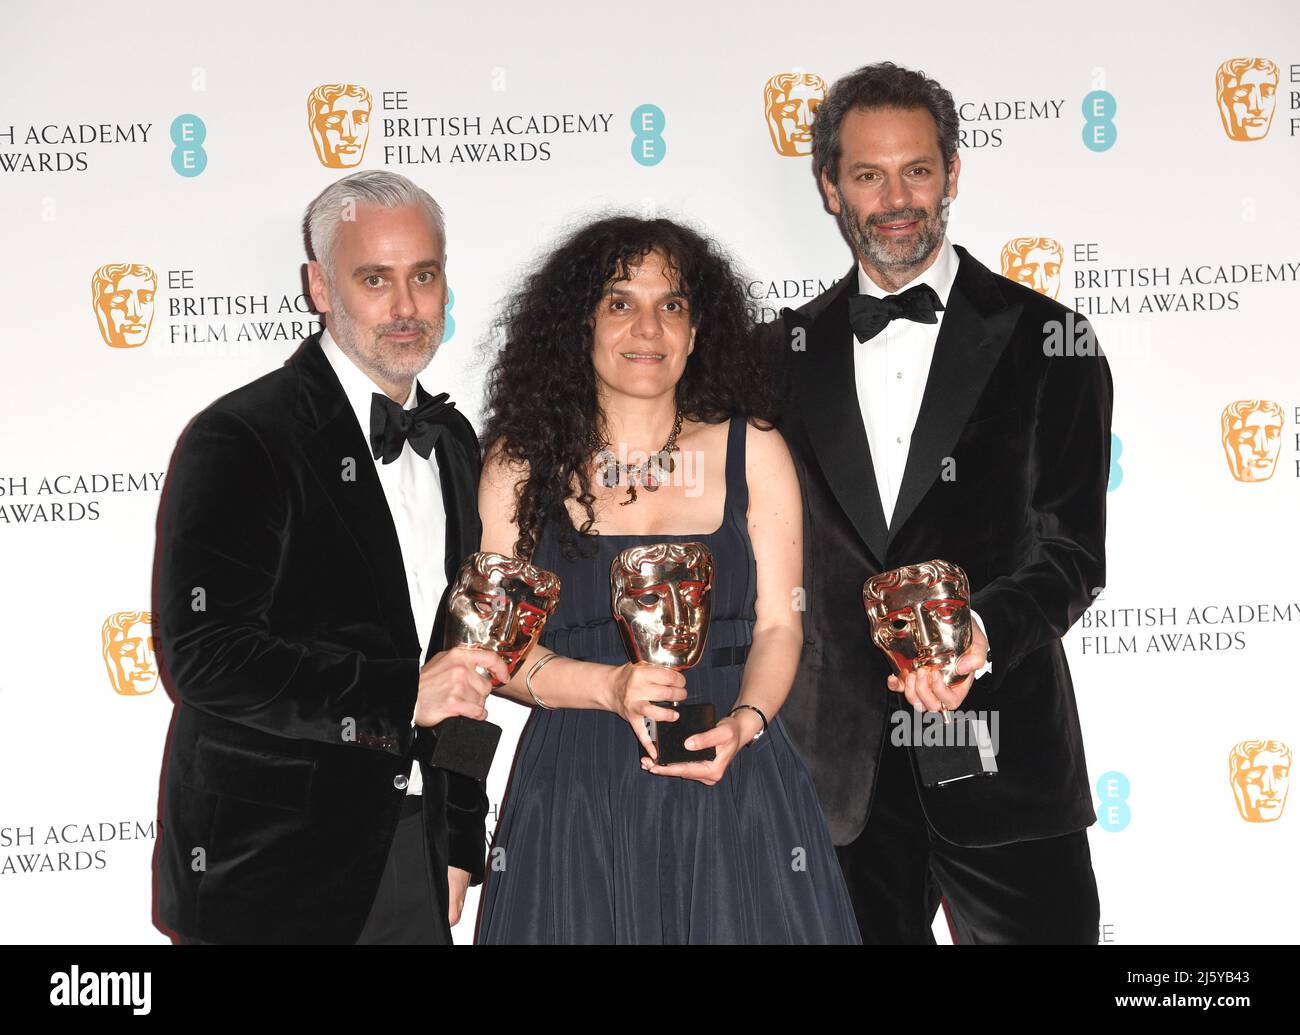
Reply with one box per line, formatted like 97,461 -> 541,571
480,215 -> 777,562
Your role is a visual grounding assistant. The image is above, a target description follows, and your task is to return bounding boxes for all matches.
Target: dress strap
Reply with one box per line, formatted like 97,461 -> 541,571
722,416 -> 749,522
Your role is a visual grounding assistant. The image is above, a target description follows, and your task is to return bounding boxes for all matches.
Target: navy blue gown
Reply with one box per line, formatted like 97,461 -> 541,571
475,417 -> 861,944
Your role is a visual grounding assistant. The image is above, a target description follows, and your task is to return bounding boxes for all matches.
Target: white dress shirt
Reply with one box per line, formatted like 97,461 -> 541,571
321,328 -> 448,793
852,238 -> 990,676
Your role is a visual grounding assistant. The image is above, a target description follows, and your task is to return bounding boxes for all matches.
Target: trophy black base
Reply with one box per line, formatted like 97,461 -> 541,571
642,702 -> 716,765
417,717 -> 502,783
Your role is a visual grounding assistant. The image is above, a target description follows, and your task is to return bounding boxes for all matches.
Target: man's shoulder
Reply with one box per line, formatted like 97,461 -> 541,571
954,244 -> 1086,327
194,360 -> 301,433
182,343 -> 316,452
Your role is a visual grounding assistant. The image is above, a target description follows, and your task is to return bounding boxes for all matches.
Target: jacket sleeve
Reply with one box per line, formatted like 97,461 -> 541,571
968,328 -> 1113,680
444,770 -> 489,885
156,407 -> 418,754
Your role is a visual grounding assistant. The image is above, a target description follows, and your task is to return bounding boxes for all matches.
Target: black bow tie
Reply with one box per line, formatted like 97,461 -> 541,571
848,283 -> 944,343
369,388 -> 457,465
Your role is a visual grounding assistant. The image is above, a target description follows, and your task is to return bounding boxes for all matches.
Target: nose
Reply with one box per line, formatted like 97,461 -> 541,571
632,305 -> 663,340
341,112 -> 357,142
884,173 -> 912,214
664,586 -> 685,629
912,606 -> 933,648
1247,87 -> 1262,115
492,599 -> 514,639
125,292 -> 142,321
390,277 -> 416,320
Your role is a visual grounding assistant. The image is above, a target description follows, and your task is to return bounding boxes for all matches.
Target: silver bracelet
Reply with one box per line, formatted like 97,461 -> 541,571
525,653 -> 558,710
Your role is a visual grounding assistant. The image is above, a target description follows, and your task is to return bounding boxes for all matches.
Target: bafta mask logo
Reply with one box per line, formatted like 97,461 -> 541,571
91,263 -> 157,348
103,611 -> 158,696
1229,740 -> 1290,822
1000,237 -> 1064,299
611,542 -> 714,669
1221,399 -> 1283,482
764,72 -> 827,157
308,83 -> 372,168
1216,58 -> 1279,141
445,552 -> 561,682
864,559 -> 972,688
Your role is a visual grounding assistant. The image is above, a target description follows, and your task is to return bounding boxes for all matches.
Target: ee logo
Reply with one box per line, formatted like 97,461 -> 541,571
1095,770 -> 1131,831
1108,432 -> 1123,491
442,286 -> 455,344
171,114 -> 207,176
631,104 -> 665,166
1082,91 -> 1116,152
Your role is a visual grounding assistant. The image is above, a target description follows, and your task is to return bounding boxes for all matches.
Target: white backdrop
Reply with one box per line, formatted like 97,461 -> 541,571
1,0 -> 1297,944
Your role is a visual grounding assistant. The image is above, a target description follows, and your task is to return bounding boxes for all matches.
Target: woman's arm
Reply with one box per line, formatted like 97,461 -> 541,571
731,421 -> 804,736
477,441 -> 687,745
642,421 -> 804,783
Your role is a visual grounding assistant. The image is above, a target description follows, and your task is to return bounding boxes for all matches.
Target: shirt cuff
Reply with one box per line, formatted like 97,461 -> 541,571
970,609 -> 993,679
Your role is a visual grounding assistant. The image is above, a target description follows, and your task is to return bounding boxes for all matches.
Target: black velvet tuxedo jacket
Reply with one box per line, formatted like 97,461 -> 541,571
767,245 -> 1112,848
154,331 -> 486,944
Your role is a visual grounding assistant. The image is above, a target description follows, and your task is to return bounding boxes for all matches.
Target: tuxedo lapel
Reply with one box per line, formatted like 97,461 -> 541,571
293,334 -> 421,657
426,395 -> 481,663
888,248 -> 1022,542
783,269 -> 889,567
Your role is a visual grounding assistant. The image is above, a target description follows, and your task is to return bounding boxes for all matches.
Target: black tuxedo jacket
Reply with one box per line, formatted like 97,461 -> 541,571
154,331 -> 487,944
766,245 -> 1112,848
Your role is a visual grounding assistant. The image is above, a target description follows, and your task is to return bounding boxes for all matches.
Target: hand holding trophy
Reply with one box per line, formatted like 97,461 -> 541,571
429,551 -> 562,780
610,541 -> 716,765
863,559 -> 973,726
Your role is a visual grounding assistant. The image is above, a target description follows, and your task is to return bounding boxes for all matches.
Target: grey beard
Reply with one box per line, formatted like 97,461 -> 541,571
838,190 -> 951,271
329,285 -> 439,385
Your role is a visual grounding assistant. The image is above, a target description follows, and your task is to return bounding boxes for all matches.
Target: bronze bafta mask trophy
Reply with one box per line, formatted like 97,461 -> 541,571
429,552 -> 562,781
864,559 -> 973,726
610,541 -> 716,764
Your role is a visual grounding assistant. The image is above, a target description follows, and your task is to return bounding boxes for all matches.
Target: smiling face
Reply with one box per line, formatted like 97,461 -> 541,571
611,543 -> 714,669
865,562 -> 972,687
820,105 -> 959,287
308,202 -> 446,395
589,249 -> 696,408
445,552 -> 561,682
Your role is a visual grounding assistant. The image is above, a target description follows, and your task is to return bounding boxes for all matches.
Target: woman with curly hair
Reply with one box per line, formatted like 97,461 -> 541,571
472,215 -> 859,944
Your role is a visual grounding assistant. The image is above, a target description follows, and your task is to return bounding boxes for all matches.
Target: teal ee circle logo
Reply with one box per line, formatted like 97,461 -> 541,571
631,104 -> 665,166
441,286 -> 455,344
1095,770 -> 1131,831
171,114 -> 207,176
1107,432 -> 1123,491
1082,91 -> 1116,152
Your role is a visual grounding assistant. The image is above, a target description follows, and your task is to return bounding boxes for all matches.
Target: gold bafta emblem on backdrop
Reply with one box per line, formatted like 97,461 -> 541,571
1221,399 -> 1283,482
1000,237 -> 1063,299
91,263 -> 156,348
1229,740 -> 1290,822
764,72 -> 827,157
1216,58 -> 1279,141
308,83 -> 372,167
102,611 -> 158,695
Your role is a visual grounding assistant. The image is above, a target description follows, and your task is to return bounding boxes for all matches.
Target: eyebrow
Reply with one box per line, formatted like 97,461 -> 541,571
351,258 -> 443,278
844,157 -> 936,171
606,286 -> 689,302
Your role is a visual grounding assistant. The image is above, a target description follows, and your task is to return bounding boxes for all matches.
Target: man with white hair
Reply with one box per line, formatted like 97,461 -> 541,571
155,170 -> 503,944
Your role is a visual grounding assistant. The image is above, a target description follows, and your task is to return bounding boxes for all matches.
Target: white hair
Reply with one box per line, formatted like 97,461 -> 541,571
303,170 -> 446,282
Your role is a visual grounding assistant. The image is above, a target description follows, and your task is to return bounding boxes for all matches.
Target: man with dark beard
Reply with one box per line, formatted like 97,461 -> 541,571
767,62 -> 1111,944
155,170 -> 504,943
